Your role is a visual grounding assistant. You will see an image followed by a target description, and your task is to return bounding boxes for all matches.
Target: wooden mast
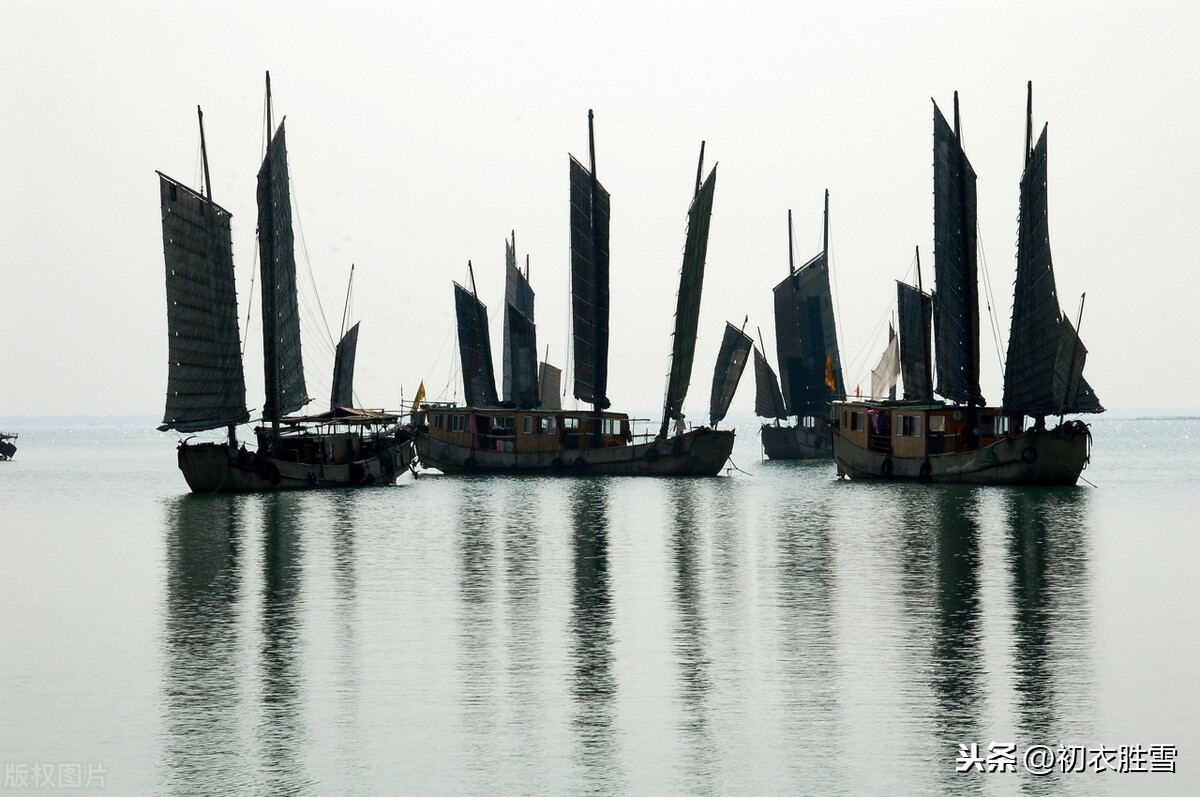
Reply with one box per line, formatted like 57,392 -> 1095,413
954,91 -> 980,447
587,109 -> 604,448
198,105 -> 237,447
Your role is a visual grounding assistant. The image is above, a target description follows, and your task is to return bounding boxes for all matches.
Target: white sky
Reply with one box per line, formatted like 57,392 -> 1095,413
2,1 -> 1197,418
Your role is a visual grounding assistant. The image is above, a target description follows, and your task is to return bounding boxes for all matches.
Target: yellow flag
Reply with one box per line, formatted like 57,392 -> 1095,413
825,355 -> 836,391
411,381 -> 426,413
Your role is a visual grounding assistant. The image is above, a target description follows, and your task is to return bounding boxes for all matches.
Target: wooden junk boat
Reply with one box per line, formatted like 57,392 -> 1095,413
755,192 -> 846,459
414,112 -> 735,476
157,75 -> 411,493
0,432 -> 16,460
831,85 -> 1102,485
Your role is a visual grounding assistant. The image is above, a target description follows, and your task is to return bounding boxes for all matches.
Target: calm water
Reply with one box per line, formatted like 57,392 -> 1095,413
2,416 -> 1197,795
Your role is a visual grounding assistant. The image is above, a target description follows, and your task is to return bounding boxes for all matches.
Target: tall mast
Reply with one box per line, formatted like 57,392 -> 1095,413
1025,80 -> 1034,163
265,71 -> 274,136
588,109 -> 604,447
916,245 -> 933,401
822,189 -> 830,258
693,141 -> 706,198
787,209 -> 795,274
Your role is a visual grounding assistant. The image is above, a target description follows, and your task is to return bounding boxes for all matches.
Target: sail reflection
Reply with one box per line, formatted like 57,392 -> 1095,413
1005,488 -> 1094,795
667,481 -> 715,795
257,493 -> 312,793
161,494 -> 252,793
569,479 -> 625,795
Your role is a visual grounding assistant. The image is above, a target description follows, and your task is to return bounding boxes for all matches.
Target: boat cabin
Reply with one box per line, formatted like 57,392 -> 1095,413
418,403 -> 633,454
833,400 -> 1018,457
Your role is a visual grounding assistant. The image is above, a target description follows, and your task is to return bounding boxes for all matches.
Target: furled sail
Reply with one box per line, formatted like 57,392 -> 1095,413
502,236 -> 539,408
773,253 -> 845,417
932,101 -> 983,406
897,280 -> 933,402
257,121 -> 308,420
708,320 -> 752,427
753,347 -> 788,420
1003,116 -> 1103,416
454,282 -> 499,407
329,322 -> 359,410
538,361 -> 562,410
569,154 -> 611,409
158,174 -> 249,432
662,165 -> 718,432
870,324 -> 900,400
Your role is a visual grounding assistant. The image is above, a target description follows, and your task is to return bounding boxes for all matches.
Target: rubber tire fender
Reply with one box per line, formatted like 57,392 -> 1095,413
1021,446 -> 1038,464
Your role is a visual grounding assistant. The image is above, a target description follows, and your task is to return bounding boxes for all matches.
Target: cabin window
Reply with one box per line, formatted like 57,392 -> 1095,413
802,415 -> 816,428
433,414 -> 443,430
900,415 -> 921,437
930,415 -> 946,433
494,416 -> 516,434
449,414 -> 467,433
541,416 -> 557,434
602,418 -> 621,435
850,412 -> 862,432
564,417 -> 580,430
979,416 -> 994,437
995,417 -> 1010,436
523,416 -> 535,434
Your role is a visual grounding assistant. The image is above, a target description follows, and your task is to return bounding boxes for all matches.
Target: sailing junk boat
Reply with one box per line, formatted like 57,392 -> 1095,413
414,111 -> 735,475
831,85 -> 1102,485
157,78 -> 411,493
0,432 -> 16,460
757,192 -> 846,459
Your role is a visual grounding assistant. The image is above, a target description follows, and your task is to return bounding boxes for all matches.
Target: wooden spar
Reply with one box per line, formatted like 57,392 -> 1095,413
339,264 -> 355,339
787,209 -> 795,275
265,71 -> 274,139
198,106 -> 212,203
693,141 -> 706,198
467,260 -> 478,298
822,189 -> 830,258
1025,80 -> 1034,163
916,245 -> 933,402
587,109 -> 604,448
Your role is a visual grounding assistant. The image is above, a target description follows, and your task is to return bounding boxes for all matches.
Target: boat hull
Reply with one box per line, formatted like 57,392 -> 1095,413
760,424 -> 832,460
415,427 -> 735,476
831,421 -> 1091,486
177,439 -> 413,493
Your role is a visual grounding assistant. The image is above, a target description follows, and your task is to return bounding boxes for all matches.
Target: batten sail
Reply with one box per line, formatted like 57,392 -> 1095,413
538,361 -> 562,410
1003,115 -> 1102,416
454,282 -> 499,408
932,101 -> 984,406
897,280 -> 933,402
158,174 -> 249,432
502,236 -> 539,408
330,322 -> 360,411
257,121 -> 308,420
773,253 -> 845,417
661,165 -> 718,433
753,347 -> 788,420
569,153 -> 611,409
870,324 -> 900,400
709,321 -> 752,426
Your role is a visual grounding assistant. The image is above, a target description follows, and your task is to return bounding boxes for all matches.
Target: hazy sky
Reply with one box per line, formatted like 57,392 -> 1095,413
2,1 -> 1197,420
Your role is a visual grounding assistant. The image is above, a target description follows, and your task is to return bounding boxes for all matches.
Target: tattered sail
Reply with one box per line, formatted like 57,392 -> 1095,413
662,166 -> 718,431
932,102 -> 983,406
1003,118 -> 1102,416
870,324 -> 899,400
257,121 -> 308,420
538,362 -> 562,410
773,253 -> 845,416
708,321 -> 752,426
158,174 -> 249,432
454,282 -> 499,408
502,236 -> 539,408
897,280 -> 933,402
753,347 -> 788,420
569,154 -> 611,409
329,322 -> 360,410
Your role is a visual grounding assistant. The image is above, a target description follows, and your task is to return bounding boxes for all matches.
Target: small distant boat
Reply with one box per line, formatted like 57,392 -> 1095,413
156,74 -> 412,493
0,432 -> 16,460
757,192 -> 846,459
831,85 -> 1102,485
415,111 -> 735,476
